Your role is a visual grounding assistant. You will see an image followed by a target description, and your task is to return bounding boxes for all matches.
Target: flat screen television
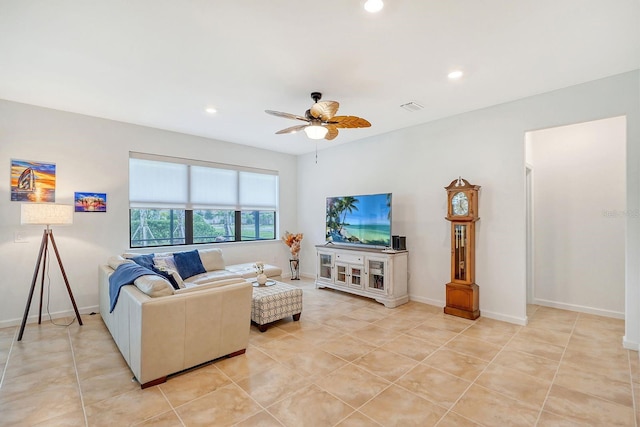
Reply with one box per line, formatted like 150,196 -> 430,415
325,193 -> 392,248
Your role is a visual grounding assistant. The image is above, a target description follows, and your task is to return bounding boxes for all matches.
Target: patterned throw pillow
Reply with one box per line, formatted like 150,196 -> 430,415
173,250 -> 207,280
153,255 -> 184,289
130,253 -> 183,290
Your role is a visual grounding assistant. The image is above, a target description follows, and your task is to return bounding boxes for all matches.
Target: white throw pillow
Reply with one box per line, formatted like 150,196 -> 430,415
133,275 -> 174,298
198,248 -> 225,271
108,255 -> 134,270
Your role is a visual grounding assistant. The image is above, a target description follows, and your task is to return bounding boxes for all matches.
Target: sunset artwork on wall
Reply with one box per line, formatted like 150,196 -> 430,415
74,192 -> 107,212
10,159 -> 56,202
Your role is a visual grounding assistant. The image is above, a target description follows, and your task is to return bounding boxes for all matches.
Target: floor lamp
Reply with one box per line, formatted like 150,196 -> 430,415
18,203 -> 83,341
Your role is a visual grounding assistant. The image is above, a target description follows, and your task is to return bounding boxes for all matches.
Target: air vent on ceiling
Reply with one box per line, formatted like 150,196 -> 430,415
400,101 -> 424,112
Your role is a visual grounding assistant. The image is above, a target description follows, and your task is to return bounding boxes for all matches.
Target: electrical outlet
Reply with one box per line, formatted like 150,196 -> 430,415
14,231 -> 27,243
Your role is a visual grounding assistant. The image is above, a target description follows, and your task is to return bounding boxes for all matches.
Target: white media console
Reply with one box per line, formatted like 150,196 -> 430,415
315,244 -> 408,308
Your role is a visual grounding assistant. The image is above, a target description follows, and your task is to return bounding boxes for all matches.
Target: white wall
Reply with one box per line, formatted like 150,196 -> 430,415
0,100 -> 298,328
529,117 -> 626,317
297,71 -> 640,344
1,71 -> 638,349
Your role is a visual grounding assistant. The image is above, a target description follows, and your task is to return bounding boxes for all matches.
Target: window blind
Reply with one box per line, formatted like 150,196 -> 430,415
129,153 -> 278,210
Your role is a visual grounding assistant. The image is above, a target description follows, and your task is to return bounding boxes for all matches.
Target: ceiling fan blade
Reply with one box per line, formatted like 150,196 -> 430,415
324,125 -> 339,140
327,116 -> 371,128
265,110 -> 309,122
275,124 -> 308,135
310,101 -> 339,121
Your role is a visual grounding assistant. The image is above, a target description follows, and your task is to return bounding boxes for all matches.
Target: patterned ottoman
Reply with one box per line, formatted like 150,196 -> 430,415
251,282 -> 303,332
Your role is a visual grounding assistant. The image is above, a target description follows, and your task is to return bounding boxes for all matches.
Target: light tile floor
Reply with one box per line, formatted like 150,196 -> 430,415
0,278 -> 638,426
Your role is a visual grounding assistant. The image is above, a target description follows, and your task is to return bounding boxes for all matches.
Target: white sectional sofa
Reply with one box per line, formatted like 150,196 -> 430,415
98,248 -> 281,388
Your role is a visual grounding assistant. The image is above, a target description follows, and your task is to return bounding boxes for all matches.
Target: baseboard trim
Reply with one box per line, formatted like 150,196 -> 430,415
533,298 -> 624,319
623,336 -> 639,351
0,305 -> 99,330
408,295 -> 442,307
408,295 -> 527,325
480,310 -> 528,326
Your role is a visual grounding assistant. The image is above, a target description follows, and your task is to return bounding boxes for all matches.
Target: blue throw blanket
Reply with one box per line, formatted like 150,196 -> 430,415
109,263 -> 157,313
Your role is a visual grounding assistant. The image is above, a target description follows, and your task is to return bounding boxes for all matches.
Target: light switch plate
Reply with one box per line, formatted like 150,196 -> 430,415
14,231 -> 27,243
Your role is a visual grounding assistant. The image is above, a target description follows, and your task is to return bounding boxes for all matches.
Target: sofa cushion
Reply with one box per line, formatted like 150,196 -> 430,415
226,263 -> 282,279
176,278 -> 248,294
198,248 -> 225,271
133,274 -> 175,298
174,250 -> 207,279
183,270 -> 243,286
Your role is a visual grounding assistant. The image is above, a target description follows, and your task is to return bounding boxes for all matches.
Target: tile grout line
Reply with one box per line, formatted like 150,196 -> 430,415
257,317 -> 430,426
228,369 -> 286,427
532,311 -> 579,426
0,326 -> 18,390
155,387 -> 187,427
68,328 -> 89,427
627,348 -> 639,427
432,321 -> 523,426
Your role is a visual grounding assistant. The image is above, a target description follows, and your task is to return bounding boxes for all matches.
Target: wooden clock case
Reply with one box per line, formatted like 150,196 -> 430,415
444,177 -> 481,320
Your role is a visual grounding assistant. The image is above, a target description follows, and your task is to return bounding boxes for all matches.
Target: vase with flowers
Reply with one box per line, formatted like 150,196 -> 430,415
254,261 -> 267,285
282,231 -> 303,280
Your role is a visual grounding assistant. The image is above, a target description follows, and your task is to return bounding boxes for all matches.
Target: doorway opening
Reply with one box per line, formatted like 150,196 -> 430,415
525,116 -> 626,319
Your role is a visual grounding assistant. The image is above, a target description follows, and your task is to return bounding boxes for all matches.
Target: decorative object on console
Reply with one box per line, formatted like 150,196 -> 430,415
392,235 -> 406,251
444,177 -> 481,320
17,203 -> 82,341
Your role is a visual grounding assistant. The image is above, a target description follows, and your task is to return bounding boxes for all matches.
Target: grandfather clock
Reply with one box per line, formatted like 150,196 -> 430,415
444,177 -> 480,320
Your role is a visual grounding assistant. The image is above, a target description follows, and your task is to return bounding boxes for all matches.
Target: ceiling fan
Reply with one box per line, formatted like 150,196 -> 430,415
265,92 -> 371,141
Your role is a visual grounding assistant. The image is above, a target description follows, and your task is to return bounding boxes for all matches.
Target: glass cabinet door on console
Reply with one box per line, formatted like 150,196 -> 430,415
317,252 -> 334,283
336,263 -> 364,289
366,257 -> 387,294
335,263 -> 348,286
348,265 -> 363,289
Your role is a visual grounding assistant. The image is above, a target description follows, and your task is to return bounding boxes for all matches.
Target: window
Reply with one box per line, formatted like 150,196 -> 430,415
129,153 -> 278,248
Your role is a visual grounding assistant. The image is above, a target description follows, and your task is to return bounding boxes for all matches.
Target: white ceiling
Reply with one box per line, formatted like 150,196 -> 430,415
1,1 -> 638,155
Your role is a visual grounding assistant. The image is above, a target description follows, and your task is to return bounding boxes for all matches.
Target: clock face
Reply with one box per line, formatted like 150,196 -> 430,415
452,192 -> 469,216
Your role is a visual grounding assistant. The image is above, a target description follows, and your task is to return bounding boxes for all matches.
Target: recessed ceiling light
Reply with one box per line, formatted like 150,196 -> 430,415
364,0 -> 384,13
205,107 -> 217,114
448,70 -> 464,80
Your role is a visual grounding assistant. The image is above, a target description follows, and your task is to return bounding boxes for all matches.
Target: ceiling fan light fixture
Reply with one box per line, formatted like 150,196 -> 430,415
304,125 -> 328,140
364,0 -> 384,13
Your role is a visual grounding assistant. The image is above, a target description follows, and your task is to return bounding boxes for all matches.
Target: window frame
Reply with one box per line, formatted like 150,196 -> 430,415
128,152 -> 278,248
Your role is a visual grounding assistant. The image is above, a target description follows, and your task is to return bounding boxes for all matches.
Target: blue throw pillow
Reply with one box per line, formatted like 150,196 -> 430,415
131,254 -> 155,270
173,250 -> 206,279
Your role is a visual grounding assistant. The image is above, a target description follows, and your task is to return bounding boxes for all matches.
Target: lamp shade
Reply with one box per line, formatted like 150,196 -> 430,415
304,125 -> 328,140
21,203 -> 74,226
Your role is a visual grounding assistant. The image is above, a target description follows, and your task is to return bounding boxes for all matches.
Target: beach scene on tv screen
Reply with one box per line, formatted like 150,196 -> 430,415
326,193 -> 391,246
